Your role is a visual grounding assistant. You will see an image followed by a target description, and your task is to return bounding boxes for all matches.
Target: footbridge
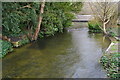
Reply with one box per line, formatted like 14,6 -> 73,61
72,15 -> 94,22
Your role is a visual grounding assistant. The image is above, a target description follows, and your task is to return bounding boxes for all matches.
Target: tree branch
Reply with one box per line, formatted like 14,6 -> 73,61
16,4 -> 32,10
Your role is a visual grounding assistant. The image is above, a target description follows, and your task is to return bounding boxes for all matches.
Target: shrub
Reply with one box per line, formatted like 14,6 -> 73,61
2,2 -> 83,38
0,40 -> 13,58
88,20 -> 102,33
100,53 -> 120,78
117,23 -> 120,26
109,32 -> 117,37
12,37 -> 30,47
18,37 -> 30,46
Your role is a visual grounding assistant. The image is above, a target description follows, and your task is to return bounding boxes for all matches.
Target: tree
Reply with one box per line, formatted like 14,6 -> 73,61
2,2 -> 39,37
32,0 -> 45,40
2,2 -> 83,40
89,1 -> 118,34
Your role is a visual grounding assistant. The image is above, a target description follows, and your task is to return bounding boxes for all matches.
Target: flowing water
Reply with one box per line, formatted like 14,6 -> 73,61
2,22 -> 111,78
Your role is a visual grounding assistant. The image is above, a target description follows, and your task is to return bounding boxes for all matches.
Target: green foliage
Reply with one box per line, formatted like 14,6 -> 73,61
100,53 -> 120,78
2,2 -> 39,37
70,2 -> 83,13
40,2 -> 76,37
2,2 -> 83,57
2,2 -> 83,38
88,20 -> 102,33
108,27 -> 119,37
109,32 -> 117,37
0,40 -> 13,58
12,37 -> 30,47
18,37 -> 30,46
117,23 -> 120,26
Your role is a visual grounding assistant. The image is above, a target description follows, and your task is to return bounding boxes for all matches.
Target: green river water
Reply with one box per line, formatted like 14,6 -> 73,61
3,22 -> 111,78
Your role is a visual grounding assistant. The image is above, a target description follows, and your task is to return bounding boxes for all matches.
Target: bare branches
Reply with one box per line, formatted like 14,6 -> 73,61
89,1 -> 118,34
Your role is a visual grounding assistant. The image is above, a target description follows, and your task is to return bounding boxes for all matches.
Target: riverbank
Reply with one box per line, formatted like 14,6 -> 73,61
88,21 -> 120,78
1,21 -> 119,78
100,37 -> 120,78
0,40 -> 13,58
0,35 -> 30,58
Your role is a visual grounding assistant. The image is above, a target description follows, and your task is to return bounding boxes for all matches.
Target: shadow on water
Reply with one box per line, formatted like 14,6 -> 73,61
2,22 -> 110,78
28,39 -> 47,50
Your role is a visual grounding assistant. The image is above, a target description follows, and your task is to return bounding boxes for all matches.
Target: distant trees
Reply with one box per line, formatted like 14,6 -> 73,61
89,1 -> 118,34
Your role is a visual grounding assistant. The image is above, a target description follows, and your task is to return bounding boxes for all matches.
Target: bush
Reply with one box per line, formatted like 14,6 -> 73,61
18,37 -> 30,46
88,20 -> 102,33
108,27 -> 119,37
2,2 -> 83,38
109,32 -> 117,37
12,37 -> 30,47
100,53 -> 120,78
39,2 -> 77,37
117,23 -> 120,26
0,40 -> 13,58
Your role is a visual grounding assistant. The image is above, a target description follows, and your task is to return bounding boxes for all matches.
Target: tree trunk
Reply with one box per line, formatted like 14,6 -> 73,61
32,0 -> 45,40
103,22 -> 107,34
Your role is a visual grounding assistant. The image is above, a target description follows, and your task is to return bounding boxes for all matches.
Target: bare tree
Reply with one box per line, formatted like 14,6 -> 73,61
89,1 -> 118,34
32,0 -> 45,40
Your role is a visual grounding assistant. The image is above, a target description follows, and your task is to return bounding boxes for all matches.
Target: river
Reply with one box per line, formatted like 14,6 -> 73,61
2,22 -> 111,78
